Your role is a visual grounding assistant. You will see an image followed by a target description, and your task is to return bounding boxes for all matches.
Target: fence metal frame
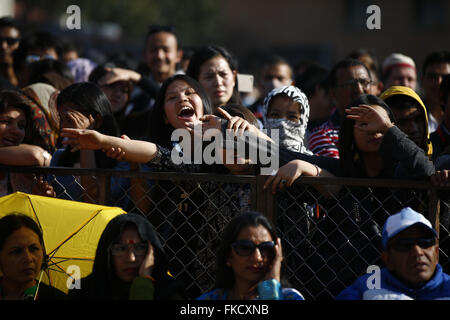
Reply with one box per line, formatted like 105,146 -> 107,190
1,165 -> 448,299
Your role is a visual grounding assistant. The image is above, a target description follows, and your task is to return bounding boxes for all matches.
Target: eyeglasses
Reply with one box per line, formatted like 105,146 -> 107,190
0,37 -> 19,46
389,237 -> 437,252
110,242 -> 148,256
231,240 -> 275,257
336,78 -> 372,90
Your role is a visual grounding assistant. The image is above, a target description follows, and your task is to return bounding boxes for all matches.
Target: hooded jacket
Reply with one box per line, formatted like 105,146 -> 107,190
336,264 -> 450,300
380,86 -> 433,158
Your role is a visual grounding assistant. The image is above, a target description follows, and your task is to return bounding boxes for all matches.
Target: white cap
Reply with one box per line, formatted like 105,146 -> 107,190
381,207 -> 437,250
382,53 -> 416,76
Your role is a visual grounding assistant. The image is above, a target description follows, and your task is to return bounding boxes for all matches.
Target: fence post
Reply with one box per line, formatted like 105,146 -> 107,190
254,175 -> 274,224
428,188 -> 440,237
97,175 -> 111,205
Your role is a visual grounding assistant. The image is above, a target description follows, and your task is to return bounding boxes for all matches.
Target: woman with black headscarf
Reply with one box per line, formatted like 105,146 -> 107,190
68,213 -> 185,300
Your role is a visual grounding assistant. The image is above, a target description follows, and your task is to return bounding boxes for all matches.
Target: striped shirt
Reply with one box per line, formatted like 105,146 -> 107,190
307,110 -> 341,159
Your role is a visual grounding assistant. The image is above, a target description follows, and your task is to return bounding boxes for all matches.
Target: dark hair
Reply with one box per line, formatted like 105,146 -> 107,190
214,211 -> 278,289
27,58 -> 74,89
85,213 -> 183,299
422,51 -> 450,76
145,24 -> 179,49
0,16 -> 21,33
295,64 -> 330,98
441,74 -> 450,105
23,31 -> 63,59
186,45 -> 240,107
339,94 -> 395,177
328,58 -> 371,89
148,74 -> 212,148
56,82 -> 120,168
0,213 -> 46,265
346,48 -> 380,78
0,90 -> 31,139
259,55 -> 292,78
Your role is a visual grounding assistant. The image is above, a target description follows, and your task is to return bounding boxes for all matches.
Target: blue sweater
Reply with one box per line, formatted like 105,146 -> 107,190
336,264 -> 450,300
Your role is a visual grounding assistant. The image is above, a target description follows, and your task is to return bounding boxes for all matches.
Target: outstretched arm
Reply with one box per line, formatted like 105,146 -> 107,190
60,128 -> 159,164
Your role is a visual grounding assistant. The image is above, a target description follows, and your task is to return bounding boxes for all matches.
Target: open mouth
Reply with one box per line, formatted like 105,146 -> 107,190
178,106 -> 195,119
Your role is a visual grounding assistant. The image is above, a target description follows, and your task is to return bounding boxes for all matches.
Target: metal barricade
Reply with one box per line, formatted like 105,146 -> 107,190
1,166 -> 449,300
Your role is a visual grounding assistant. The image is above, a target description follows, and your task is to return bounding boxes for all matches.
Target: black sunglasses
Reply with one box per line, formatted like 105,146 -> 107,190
389,237 -> 437,252
0,37 -> 19,45
231,240 -> 275,257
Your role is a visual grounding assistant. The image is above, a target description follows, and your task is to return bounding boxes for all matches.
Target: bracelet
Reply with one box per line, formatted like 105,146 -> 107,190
314,164 -> 320,177
257,278 -> 281,300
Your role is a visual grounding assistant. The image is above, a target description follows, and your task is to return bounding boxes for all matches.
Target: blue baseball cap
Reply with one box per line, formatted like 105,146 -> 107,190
381,207 -> 437,250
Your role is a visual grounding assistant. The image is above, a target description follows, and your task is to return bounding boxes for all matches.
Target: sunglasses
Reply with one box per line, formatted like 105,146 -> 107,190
231,240 -> 275,257
389,237 -> 437,252
110,242 -> 148,256
0,37 -> 19,45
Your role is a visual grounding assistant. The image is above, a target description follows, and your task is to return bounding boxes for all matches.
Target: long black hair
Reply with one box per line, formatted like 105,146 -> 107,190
56,82 -> 120,168
186,45 -> 240,108
214,211 -> 279,290
338,94 -> 396,177
75,213 -> 184,299
147,74 -> 212,148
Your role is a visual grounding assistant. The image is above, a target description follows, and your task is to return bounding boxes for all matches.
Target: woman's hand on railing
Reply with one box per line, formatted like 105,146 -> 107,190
32,176 -> 56,198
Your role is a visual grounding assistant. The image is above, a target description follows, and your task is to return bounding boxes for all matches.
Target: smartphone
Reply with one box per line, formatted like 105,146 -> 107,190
237,74 -> 254,93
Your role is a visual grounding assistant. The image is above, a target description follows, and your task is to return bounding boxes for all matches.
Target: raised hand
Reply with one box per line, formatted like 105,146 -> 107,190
98,67 -> 141,86
139,241 -> 155,278
345,104 -> 394,134
263,237 -> 283,283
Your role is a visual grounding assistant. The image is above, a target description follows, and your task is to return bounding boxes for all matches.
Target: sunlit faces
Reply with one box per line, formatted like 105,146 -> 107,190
112,225 -> 152,282
101,81 -> 129,113
0,227 -> 44,287
391,106 -> 425,148
164,80 -> 204,130
227,225 -> 273,285
353,104 -> 387,153
198,56 -> 236,108
0,106 -> 26,147
331,65 -> 371,114
266,95 -> 301,123
261,63 -> 293,95
144,32 -> 181,83
382,225 -> 439,286
384,66 -> 417,91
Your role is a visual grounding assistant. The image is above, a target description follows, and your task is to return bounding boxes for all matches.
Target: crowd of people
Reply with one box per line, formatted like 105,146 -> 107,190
0,15 -> 450,300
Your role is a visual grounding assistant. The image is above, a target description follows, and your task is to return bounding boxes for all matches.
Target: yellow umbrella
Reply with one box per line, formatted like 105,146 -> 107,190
0,192 -> 126,294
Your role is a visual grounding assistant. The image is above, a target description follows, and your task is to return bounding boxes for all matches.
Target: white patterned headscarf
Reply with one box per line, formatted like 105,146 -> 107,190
263,85 -> 312,154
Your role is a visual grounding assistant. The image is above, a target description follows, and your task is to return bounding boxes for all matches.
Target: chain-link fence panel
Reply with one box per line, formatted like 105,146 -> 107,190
1,167 -> 449,300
